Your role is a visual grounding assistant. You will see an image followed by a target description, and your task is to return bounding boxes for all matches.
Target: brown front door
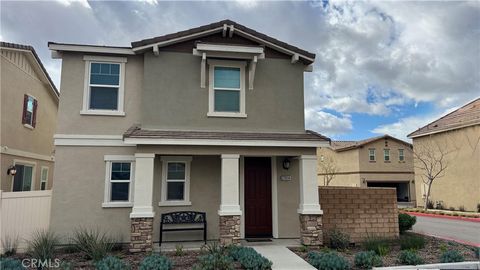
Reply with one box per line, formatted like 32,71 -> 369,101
244,157 -> 272,238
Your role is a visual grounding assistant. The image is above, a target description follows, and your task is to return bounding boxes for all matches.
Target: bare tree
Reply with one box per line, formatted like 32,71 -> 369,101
318,156 -> 339,186
412,138 -> 456,210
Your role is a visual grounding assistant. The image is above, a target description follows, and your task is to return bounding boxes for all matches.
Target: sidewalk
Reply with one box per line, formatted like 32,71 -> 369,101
251,245 -> 315,270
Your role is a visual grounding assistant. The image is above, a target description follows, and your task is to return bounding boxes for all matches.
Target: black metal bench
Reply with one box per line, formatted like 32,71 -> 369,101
159,211 -> 207,246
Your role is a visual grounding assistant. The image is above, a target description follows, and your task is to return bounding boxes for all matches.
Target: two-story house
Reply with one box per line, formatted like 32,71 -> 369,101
317,135 -> 415,206
1,42 -> 58,192
49,20 -> 330,252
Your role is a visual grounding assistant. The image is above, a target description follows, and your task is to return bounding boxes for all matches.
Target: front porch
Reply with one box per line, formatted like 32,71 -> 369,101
127,150 -> 324,252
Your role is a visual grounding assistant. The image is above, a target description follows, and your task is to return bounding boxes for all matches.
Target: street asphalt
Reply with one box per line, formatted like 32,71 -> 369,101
412,215 -> 480,247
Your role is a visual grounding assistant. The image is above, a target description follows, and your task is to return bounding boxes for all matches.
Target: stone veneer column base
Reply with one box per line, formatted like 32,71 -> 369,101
129,217 -> 154,253
299,214 -> 323,246
219,215 -> 241,245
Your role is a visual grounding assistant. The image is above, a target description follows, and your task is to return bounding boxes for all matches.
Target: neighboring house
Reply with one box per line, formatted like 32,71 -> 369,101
408,98 -> 480,212
0,42 -> 59,192
317,135 -> 415,206
48,20 -> 330,252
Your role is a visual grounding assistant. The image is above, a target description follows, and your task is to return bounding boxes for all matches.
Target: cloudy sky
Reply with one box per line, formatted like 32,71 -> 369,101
1,0 -> 479,141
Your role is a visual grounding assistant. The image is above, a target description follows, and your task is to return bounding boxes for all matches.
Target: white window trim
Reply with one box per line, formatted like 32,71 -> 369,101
102,155 -> 135,208
207,59 -> 247,118
12,159 -> 36,192
24,94 -> 36,126
81,55 -> 127,116
159,156 -> 192,206
384,149 -> 390,161
40,166 -> 49,190
398,149 -> 405,162
368,148 -> 376,161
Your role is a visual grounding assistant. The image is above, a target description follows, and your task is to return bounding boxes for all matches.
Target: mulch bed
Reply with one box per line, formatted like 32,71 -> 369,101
289,233 -> 479,270
11,248 -> 243,270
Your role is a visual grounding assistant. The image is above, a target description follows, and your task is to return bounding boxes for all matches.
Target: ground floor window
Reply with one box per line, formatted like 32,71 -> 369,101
12,163 -> 34,191
160,156 -> 192,206
103,155 -> 135,207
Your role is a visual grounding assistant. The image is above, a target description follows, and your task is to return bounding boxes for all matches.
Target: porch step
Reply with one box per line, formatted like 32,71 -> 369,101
251,245 -> 316,270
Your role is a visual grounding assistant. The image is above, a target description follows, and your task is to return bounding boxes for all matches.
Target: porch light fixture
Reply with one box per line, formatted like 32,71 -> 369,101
282,158 -> 291,170
7,165 -> 17,176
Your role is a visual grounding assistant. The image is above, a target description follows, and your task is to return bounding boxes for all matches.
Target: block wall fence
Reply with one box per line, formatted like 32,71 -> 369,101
319,186 -> 399,243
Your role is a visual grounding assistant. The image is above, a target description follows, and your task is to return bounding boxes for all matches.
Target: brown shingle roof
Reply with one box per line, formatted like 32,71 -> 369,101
408,98 -> 480,138
330,135 -> 412,152
131,19 -> 315,63
124,126 -> 329,142
1,42 -> 59,97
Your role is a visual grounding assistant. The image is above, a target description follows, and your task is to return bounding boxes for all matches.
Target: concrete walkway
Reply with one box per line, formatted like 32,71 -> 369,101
252,245 -> 316,270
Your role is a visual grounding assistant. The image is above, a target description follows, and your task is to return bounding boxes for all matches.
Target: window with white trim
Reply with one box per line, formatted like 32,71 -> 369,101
368,149 -> 376,161
40,167 -> 48,190
103,155 -> 134,207
208,60 -> 246,118
398,149 -> 405,162
160,156 -> 192,206
22,94 -> 37,128
82,56 -> 126,116
384,149 -> 390,161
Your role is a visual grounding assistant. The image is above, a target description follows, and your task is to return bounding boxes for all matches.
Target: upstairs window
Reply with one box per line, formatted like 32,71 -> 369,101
208,60 -> 246,118
368,149 -> 376,161
399,149 -> 405,161
82,56 -> 126,116
22,94 -> 37,128
384,149 -> 390,161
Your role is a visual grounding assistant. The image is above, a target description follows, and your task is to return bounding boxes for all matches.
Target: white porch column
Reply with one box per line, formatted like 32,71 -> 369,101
218,154 -> 242,216
297,155 -> 323,215
130,153 -> 155,218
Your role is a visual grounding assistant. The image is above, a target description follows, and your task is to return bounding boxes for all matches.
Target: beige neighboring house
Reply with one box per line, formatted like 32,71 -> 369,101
317,135 -> 415,206
408,98 -> 480,212
0,42 -> 59,192
48,20 -> 330,252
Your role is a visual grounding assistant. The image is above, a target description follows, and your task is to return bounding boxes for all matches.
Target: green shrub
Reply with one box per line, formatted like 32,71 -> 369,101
27,230 -> 59,264
458,205 -> 466,212
60,261 -> 73,270
362,237 -> 390,256
307,251 -> 350,270
449,206 -> 455,211
400,234 -> 425,250
398,214 -> 416,234
95,256 -> 130,270
175,244 -> 184,256
328,229 -> 350,250
194,253 -> 234,270
228,246 -> 272,270
477,203 -> 480,213
139,255 -> 173,270
397,250 -> 424,265
71,228 -> 115,261
354,251 -> 382,269
1,235 -> 19,257
440,250 -> 464,263
435,201 -> 445,210
0,258 -> 24,269
426,200 -> 434,209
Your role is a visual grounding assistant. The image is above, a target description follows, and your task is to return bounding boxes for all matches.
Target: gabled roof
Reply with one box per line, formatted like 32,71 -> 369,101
1,42 -> 59,98
408,98 -> 480,138
330,135 -> 412,152
131,19 -> 315,64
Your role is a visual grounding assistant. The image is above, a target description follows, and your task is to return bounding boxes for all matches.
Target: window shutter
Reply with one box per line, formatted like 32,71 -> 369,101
32,99 -> 38,127
22,94 -> 28,124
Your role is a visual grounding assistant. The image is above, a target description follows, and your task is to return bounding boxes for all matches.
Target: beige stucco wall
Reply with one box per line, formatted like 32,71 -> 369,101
142,51 -> 306,132
358,139 -> 413,172
51,145 -> 310,243
413,125 -> 480,211
317,147 -> 360,186
55,53 -> 143,135
0,51 -> 58,191
0,154 -> 54,191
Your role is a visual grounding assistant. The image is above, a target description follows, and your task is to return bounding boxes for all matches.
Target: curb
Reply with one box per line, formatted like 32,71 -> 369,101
413,231 -> 480,248
403,211 -> 480,223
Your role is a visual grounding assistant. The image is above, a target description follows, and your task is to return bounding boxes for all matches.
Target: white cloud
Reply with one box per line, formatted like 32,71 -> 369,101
371,107 -> 459,141
305,1 -> 480,117
305,108 -> 353,138
55,0 -> 90,9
